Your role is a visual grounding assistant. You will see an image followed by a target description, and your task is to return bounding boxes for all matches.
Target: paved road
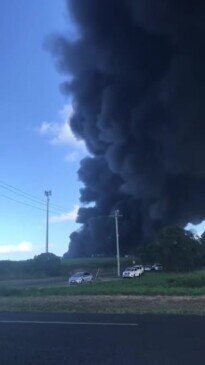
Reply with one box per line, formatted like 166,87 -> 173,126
0,312 -> 204,364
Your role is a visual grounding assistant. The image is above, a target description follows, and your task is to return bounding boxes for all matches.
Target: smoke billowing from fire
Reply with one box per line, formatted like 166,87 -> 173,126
51,0 -> 205,256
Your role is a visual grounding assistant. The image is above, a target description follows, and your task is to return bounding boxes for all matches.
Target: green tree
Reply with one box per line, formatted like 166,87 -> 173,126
141,226 -> 201,272
32,253 -> 61,276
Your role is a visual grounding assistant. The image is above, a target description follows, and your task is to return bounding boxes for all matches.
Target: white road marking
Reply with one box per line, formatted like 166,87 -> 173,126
0,320 -> 138,327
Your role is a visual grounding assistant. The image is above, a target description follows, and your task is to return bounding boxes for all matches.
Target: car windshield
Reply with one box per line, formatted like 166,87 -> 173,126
125,268 -> 132,271
72,272 -> 84,277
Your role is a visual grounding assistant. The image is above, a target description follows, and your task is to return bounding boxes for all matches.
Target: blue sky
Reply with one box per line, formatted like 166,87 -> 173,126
0,0 -> 204,261
0,0 -> 87,260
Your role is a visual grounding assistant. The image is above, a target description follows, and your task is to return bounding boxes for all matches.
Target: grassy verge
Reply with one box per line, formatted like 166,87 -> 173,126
1,271 -> 205,296
0,271 -> 205,314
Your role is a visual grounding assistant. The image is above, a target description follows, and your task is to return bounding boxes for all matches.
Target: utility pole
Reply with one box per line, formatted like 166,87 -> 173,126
114,209 -> 122,277
45,190 -> 52,253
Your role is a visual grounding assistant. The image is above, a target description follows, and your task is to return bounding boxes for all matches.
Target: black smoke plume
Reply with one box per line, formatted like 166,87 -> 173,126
51,0 -> 205,257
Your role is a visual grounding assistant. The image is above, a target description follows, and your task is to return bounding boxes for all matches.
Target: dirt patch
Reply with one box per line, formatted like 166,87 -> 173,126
1,295 -> 205,314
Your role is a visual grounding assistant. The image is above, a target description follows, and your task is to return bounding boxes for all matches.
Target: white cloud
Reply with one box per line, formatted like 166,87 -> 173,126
38,121 -> 51,134
38,120 -> 77,146
0,241 -> 33,254
59,104 -> 74,121
51,122 -> 81,147
38,104 -> 87,153
50,205 -> 79,224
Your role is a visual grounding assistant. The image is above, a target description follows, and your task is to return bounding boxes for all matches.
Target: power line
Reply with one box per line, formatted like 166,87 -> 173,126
88,210 -> 122,277
0,194 -> 46,212
0,183 -> 47,207
0,180 -> 70,213
0,192 -> 66,215
113,210 -> 122,277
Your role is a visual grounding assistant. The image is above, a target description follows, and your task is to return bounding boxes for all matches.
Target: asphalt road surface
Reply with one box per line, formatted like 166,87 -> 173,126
0,312 -> 204,365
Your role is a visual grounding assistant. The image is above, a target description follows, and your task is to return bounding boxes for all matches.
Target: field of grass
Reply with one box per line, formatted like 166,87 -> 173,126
0,271 -> 205,314
1,271 -> 205,297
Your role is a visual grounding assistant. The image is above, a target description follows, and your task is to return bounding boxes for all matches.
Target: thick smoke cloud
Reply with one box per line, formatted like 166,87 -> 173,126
51,0 -> 205,257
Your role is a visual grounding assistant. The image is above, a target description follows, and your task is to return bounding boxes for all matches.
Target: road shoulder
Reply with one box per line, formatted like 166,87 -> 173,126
1,295 -> 205,315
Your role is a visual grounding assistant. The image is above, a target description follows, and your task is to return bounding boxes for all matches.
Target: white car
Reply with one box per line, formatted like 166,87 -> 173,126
122,266 -> 142,278
68,272 -> 93,285
133,265 -> 144,275
144,265 -> 152,271
152,264 -> 163,271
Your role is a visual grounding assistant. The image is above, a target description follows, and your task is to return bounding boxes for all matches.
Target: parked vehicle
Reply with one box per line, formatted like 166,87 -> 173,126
152,264 -> 163,271
144,265 -> 152,271
68,272 -> 93,285
133,265 -> 144,275
122,266 -> 142,278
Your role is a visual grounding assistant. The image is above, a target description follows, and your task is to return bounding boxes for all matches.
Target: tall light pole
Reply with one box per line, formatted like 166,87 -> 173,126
45,190 -> 52,253
114,209 -> 122,277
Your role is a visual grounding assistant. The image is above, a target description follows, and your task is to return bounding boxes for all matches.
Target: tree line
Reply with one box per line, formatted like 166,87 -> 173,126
0,226 -> 204,277
139,226 -> 205,272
